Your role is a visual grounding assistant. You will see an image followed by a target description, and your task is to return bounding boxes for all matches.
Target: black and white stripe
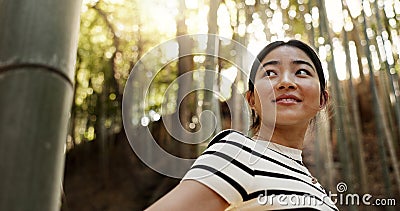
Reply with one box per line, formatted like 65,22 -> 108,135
182,130 -> 338,210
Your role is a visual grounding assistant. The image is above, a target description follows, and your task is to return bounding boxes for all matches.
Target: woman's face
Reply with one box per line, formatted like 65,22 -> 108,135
248,46 -> 325,128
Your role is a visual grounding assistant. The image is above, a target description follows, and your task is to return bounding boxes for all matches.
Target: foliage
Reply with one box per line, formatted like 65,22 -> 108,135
69,0 -> 178,146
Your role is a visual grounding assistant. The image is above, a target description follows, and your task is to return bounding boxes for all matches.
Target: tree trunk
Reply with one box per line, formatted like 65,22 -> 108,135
359,4 -> 397,202
371,0 -> 400,195
319,0 -> 354,193
342,27 -> 368,194
0,0 -> 82,210
176,0 -> 196,158
203,0 -> 222,138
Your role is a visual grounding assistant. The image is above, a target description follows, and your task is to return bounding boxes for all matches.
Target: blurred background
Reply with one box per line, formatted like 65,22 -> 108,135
59,0 -> 400,210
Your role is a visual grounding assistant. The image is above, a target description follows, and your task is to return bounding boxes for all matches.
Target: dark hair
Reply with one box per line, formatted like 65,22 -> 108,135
248,40 -> 327,132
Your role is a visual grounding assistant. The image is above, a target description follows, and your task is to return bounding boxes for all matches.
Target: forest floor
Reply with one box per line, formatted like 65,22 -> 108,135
61,134 -> 180,211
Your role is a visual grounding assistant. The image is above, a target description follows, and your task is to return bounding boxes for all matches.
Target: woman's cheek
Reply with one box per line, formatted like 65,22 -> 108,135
303,82 -> 321,107
254,86 -> 272,115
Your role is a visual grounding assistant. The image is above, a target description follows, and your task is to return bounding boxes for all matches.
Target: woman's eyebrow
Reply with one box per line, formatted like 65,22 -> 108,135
292,60 -> 315,71
261,60 -> 279,67
261,59 -> 316,72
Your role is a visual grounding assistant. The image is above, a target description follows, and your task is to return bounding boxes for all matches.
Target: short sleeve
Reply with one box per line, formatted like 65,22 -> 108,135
181,130 -> 255,205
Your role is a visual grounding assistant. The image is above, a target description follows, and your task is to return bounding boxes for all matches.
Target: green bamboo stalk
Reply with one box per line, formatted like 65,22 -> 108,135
259,3 -> 272,41
176,0 -> 196,158
0,0 -> 82,210
348,27 -> 367,84
374,0 -> 400,148
203,0 -> 222,137
383,2 -> 400,129
232,5 -> 249,133
319,112 -> 335,193
319,0 -> 354,193
305,0 -> 334,192
306,0 -> 316,46
359,3 -> 396,202
342,25 -> 368,194
314,119 -> 321,179
304,0 -> 323,187
231,18 -> 245,132
371,0 -> 400,194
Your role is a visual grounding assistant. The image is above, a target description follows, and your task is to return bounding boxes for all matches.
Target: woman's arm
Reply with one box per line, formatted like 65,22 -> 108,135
145,180 -> 230,211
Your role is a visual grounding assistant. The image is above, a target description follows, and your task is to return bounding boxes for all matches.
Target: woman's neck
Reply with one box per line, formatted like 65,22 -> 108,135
254,123 -> 308,149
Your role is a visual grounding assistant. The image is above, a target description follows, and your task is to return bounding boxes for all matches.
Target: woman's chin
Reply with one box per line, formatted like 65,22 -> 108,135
274,118 -> 311,127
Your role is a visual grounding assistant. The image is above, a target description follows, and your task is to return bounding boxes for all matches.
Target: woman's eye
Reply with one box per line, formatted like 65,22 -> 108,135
296,69 -> 311,76
264,70 -> 277,77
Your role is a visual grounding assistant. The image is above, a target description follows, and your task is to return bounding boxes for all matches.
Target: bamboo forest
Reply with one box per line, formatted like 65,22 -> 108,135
1,0 -> 400,210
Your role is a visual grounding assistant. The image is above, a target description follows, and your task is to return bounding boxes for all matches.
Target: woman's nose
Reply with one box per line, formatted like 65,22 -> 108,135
277,74 -> 297,90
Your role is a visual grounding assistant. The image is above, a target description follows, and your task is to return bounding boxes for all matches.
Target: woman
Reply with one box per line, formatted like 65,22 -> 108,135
146,40 -> 338,210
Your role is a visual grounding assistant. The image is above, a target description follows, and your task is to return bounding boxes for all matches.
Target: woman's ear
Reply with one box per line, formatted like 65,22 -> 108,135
320,90 -> 329,109
246,91 -> 255,109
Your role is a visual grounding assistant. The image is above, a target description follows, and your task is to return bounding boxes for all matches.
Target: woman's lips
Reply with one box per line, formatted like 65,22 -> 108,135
272,94 -> 302,104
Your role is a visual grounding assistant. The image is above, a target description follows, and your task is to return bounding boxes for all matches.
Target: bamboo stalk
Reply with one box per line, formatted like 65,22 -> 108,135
371,0 -> 400,195
306,0 -> 316,46
176,0 -> 197,158
0,0 -> 82,210
319,0 -> 354,194
203,0 -> 222,138
377,0 -> 400,148
359,3 -> 397,201
342,25 -> 368,194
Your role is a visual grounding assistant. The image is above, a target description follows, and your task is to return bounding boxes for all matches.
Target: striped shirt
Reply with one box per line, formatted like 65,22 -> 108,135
182,130 -> 338,210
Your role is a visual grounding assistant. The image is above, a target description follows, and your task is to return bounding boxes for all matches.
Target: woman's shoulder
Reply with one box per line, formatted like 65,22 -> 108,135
207,129 -> 254,148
